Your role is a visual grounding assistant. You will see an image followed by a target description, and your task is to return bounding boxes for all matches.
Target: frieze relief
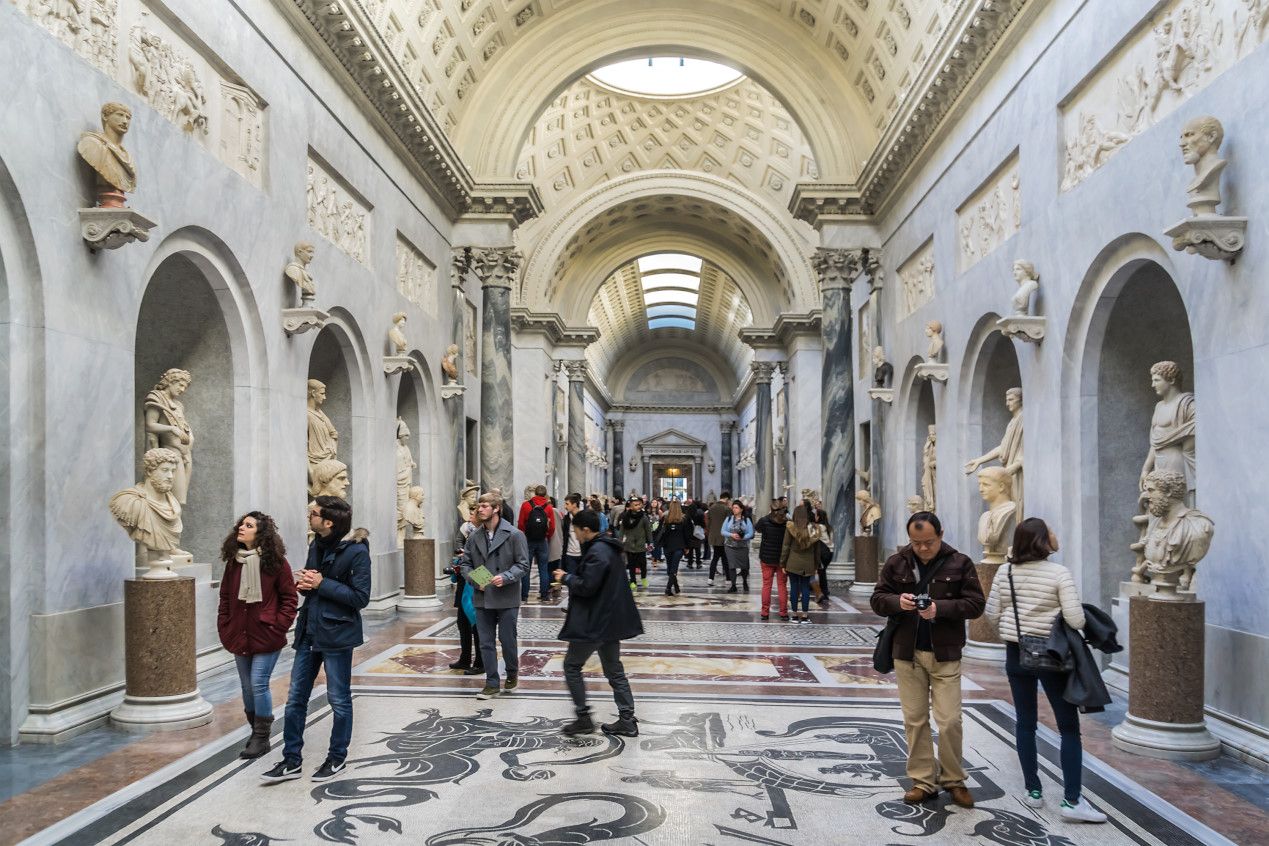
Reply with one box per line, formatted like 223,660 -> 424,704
18,0 -> 118,73
306,155 -> 370,264
898,239 -> 935,317
1061,0 -> 1268,191
396,235 -> 435,311
957,155 -> 1021,271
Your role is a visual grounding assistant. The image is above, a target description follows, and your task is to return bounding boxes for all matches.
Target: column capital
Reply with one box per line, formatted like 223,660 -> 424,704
811,247 -> 865,292
470,246 -> 523,289
720,420 -> 736,434
450,247 -> 472,290
563,360 -> 588,381
607,419 -> 624,432
750,361 -> 777,384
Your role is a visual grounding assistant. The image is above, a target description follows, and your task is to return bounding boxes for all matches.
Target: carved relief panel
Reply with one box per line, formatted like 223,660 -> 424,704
898,240 -> 935,318
956,154 -> 1021,272
463,299 -> 478,377
306,153 -> 370,264
396,234 -> 435,311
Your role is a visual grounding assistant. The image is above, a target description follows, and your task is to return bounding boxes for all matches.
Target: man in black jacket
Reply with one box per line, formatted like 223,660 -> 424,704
553,509 -> 644,737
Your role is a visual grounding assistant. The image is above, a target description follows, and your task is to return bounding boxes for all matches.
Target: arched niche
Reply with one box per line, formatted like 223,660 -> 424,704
394,356 -> 438,542
960,318 -> 1022,544
307,325 -> 359,514
1079,260 -> 1193,611
897,357 -> 936,528
135,254 -> 235,572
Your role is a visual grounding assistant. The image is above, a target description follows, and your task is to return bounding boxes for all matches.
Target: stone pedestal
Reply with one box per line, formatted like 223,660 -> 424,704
1111,596 -> 1220,761
964,559 -> 1006,664
1104,580 -> 1154,694
399,537 -> 441,615
110,577 -> 212,731
848,536 -> 879,596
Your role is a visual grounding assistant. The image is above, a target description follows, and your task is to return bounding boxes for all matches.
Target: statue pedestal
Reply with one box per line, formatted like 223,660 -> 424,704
965,557 -> 1006,664
995,315 -> 1046,343
399,538 -> 441,616
79,207 -> 157,251
383,355 -> 414,375
1164,214 -> 1247,262
848,536 -> 879,596
867,388 -> 894,404
914,362 -> 948,383
1104,580 -> 1154,694
110,577 -> 212,731
440,382 -> 466,400
282,307 -> 330,336
1111,596 -> 1219,761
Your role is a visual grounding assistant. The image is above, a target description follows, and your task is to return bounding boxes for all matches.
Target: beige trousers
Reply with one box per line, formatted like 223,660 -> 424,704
894,650 -> 966,792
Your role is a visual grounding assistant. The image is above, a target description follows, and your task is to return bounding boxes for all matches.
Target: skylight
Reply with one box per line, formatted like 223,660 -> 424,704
638,253 -> 704,274
638,253 -> 704,331
590,58 -> 743,98
649,317 -> 697,330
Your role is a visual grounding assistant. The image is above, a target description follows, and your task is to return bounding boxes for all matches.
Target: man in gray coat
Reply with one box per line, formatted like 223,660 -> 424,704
460,491 -> 530,700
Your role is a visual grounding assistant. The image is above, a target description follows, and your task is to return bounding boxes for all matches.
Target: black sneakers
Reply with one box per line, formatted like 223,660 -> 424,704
259,759 -> 302,783
562,712 -> 596,736
602,715 -> 639,737
311,758 -> 346,782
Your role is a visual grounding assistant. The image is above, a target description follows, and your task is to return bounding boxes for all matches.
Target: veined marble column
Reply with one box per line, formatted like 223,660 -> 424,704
814,247 -> 862,572
864,253 -> 886,552
473,247 -> 521,496
752,362 -> 776,515
449,250 -> 471,505
610,420 -> 624,499
720,421 -> 734,496
565,361 -> 588,497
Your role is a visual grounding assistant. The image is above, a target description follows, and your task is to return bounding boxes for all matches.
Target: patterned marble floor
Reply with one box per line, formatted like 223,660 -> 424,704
417,616 -> 881,647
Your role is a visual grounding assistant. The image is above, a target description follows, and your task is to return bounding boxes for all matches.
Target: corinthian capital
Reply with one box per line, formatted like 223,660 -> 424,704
470,246 -> 523,289
563,360 -> 588,381
750,361 -> 777,384
811,248 -> 864,291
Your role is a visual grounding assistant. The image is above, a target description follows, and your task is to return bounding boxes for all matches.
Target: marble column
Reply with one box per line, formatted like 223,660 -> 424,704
720,421 -> 734,496
551,362 -> 568,499
752,362 -> 776,515
473,247 -> 521,496
448,250 -> 470,508
865,254 -> 886,552
814,247 -> 862,573
610,420 -> 624,498
565,361 -> 587,498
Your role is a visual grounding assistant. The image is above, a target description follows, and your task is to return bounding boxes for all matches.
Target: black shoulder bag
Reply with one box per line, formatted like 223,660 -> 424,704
1008,565 -> 1075,673
872,555 -> 946,673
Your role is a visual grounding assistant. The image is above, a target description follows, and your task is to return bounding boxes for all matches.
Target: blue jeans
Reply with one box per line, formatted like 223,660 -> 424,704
664,548 -> 684,579
1006,642 -> 1083,802
788,573 -> 812,613
235,651 -> 281,718
282,638 -> 353,765
524,538 -> 551,599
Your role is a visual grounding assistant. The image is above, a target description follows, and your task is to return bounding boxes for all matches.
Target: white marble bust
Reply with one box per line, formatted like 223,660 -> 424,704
976,467 -> 1017,564
925,321 -> 944,363
285,242 -> 316,304
388,312 -> 408,356
442,344 -> 460,383
1179,116 -> 1226,216
855,489 -> 881,536
1010,261 -> 1040,316
1132,469 -> 1214,597
311,458 -> 349,499
78,102 -> 137,207
457,481 -> 479,526
402,485 -> 425,539
108,448 -> 184,553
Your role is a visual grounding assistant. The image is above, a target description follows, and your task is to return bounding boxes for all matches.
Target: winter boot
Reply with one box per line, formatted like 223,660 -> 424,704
602,714 -> 640,737
241,715 -> 273,759
562,709 -> 596,736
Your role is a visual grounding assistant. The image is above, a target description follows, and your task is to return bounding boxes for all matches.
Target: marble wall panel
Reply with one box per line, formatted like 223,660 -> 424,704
956,153 -> 1021,272
396,234 -> 435,313
897,238 -> 934,317
306,152 -> 371,264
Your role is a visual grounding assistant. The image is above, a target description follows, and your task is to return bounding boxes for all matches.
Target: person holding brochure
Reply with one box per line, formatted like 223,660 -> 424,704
459,491 -> 530,700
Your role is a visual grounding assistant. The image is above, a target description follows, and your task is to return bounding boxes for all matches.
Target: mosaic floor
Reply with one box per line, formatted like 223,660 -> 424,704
417,616 -> 882,647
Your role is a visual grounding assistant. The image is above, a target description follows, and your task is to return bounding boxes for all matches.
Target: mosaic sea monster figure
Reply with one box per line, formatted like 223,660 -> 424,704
424,792 -> 667,845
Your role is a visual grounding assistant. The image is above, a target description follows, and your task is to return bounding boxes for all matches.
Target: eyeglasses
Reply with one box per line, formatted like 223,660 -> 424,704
307,509 -> 321,518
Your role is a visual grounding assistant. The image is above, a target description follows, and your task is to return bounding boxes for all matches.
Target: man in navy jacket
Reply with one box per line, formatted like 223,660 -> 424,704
261,496 -> 370,784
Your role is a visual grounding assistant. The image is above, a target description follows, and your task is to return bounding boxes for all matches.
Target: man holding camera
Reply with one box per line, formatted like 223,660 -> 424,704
871,511 -> 984,808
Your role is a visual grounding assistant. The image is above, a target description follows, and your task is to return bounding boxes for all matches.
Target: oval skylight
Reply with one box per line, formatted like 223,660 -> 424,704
590,58 -> 743,98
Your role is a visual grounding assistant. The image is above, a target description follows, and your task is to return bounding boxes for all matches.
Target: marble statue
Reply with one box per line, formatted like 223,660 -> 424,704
976,467 -> 1017,564
1140,361 -> 1196,503
442,344 -> 460,383
1010,261 -> 1040,316
964,387 -> 1024,518
457,480 -> 479,525
395,418 -> 416,544
284,242 -> 317,305
311,459 -> 349,499
872,345 -> 893,388
306,379 -> 339,496
906,495 -> 926,515
108,448 -> 183,579
388,312 -> 408,356
855,489 -> 881,536
1179,116 -> 1226,216
77,102 -> 137,207
143,368 -> 193,505
921,425 -> 937,512
1132,469 -> 1214,598
402,486 -> 425,539
925,321 -> 945,363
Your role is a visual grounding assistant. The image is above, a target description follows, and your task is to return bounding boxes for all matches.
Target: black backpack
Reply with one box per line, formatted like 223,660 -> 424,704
524,502 -> 549,541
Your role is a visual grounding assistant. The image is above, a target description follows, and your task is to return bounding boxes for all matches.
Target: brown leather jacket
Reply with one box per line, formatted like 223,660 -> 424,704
870,542 -> 985,663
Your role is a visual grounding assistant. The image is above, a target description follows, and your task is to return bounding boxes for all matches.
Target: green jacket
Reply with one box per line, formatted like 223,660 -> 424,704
619,512 -> 651,552
779,529 -> 820,577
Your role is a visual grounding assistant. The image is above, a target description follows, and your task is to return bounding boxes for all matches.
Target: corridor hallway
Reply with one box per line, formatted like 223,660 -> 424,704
4,566 -> 1263,845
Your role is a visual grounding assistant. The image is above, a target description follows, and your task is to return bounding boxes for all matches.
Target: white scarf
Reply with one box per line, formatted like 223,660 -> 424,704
237,548 -> 263,603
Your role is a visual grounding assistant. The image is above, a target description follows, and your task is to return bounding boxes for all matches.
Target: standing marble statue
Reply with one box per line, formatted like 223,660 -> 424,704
396,418 -> 416,545
976,467 -> 1017,563
402,486 -> 426,539
925,321 -> 945,363
1179,116 -> 1226,216
388,312 -> 408,356
921,425 -> 937,512
1132,469 -> 1214,598
311,459 -> 349,499
306,379 -> 339,496
906,495 -> 925,515
964,387 -> 1024,518
143,368 -> 194,505
108,447 -> 184,579
284,242 -> 317,305
1140,361 -> 1196,503
77,102 -> 137,207
1010,261 -> 1040,315
872,346 -> 893,388
855,489 -> 881,535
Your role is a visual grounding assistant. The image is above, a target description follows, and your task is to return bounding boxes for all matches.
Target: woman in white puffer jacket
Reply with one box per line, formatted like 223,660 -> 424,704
984,517 -> 1106,824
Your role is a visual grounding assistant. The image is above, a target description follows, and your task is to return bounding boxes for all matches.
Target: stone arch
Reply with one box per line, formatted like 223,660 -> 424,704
1062,235 -> 1193,611
607,344 -> 737,403
307,309 -> 375,519
456,1 -> 872,181
134,228 -> 266,571
392,351 -> 441,543
520,171 -> 816,324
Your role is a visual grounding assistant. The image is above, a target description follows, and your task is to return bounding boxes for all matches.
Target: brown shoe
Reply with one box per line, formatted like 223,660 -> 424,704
946,786 -> 975,808
903,786 -> 937,804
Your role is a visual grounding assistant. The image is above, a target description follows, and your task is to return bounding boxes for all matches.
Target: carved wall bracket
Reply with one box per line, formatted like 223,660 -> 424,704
383,355 -> 414,375
914,362 -> 949,383
440,382 -> 467,400
282,307 -> 330,336
996,315 -> 1047,343
868,387 -> 895,404
1164,216 -> 1248,262
80,208 -> 156,251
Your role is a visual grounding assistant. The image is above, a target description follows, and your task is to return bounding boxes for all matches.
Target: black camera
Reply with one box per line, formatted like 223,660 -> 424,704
914,593 -> 932,611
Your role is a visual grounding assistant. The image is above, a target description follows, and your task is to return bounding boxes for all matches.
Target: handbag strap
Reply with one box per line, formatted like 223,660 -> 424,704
1006,564 -> 1024,638
913,553 -> 947,595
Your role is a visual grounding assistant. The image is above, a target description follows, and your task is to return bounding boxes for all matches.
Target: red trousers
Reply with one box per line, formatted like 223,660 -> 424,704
760,562 -> 788,616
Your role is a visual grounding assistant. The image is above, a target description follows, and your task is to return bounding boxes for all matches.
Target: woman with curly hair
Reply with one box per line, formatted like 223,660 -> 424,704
217,511 -> 298,759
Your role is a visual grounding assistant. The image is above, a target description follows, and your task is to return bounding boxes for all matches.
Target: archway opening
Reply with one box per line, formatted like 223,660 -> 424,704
963,331 -> 1023,544
395,367 -> 435,544
913,378 -> 937,513
308,327 -> 357,514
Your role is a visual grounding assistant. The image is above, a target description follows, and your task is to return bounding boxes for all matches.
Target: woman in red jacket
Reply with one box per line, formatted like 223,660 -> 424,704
217,511 -> 298,759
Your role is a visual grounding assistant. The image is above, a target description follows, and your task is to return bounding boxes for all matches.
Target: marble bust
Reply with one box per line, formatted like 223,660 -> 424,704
402,486 -> 426,539
143,368 -> 193,506
1179,116 -> 1226,216
965,387 -> 1024,518
108,448 -> 184,570
921,425 -> 937,512
872,345 -> 893,388
442,344 -> 460,383
77,102 -> 137,207
855,489 -> 881,536
1140,361 -> 1195,503
1132,469 -> 1214,598
925,321 -> 945,363
284,242 -> 317,305
457,481 -> 479,526
306,379 -> 339,495
1010,261 -> 1040,316
388,312 -> 408,356
976,467 -> 1017,564
311,459 -> 349,499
